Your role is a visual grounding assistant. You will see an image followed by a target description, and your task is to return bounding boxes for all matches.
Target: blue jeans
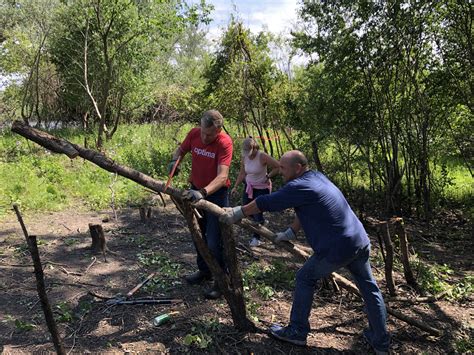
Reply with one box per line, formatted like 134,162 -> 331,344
242,184 -> 270,240
289,244 -> 390,352
193,186 -> 229,273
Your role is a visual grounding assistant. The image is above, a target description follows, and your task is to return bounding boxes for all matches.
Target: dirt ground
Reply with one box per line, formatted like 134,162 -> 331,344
0,197 -> 472,354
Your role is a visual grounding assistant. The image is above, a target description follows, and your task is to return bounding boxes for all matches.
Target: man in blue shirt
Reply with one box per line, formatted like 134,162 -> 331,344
220,150 -> 390,354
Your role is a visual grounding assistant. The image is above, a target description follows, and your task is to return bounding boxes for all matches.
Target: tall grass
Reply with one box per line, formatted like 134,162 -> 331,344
1,123 -> 472,219
0,123 -> 193,217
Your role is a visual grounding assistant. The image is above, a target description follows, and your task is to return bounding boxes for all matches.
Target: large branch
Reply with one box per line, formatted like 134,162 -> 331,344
11,120 -> 181,200
11,121 -> 442,336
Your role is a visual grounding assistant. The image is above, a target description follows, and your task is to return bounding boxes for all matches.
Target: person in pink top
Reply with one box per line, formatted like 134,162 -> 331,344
231,137 -> 279,246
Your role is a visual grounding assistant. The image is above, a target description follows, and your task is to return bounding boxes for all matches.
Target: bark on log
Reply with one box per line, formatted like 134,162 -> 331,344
11,122 -> 441,336
182,203 -> 254,330
381,222 -> 396,296
392,218 -> 417,288
12,121 -> 79,159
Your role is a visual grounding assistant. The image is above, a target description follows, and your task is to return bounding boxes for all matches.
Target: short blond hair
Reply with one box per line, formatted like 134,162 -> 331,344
242,137 -> 259,155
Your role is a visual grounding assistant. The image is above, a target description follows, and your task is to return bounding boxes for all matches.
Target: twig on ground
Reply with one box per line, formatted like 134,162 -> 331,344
59,266 -> 83,277
87,290 -> 113,300
84,256 -> 96,274
51,281 -> 101,288
27,298 -> 41,312
60,223 -> 72,232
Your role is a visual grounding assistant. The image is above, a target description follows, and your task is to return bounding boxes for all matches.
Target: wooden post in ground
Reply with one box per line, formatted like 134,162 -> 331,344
380,222 -> 396,296
392,218 -> 417,288
139,207 -> 147,221
12,205 -> 66,355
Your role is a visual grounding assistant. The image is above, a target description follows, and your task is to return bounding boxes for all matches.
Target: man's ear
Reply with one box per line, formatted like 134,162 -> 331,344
296,163 -> 304,174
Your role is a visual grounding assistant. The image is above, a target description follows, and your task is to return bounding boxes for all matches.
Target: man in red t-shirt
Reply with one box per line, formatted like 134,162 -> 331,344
168,109 -> 233,299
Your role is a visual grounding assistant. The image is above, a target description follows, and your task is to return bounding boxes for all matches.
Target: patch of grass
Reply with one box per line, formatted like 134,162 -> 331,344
54,301 -> 74,323
2,315 -> 36,331
64,238 -> 79,246
13,242 -> 29,256
454,335 -> 474,354
137,251 -> 182,291
182,318 -> 220,351
0,123 -> 193,217
243,260 -> 295,292
14,319 -> 36,331
411,256 -> 473,301
246,300 -> 261,322
127,235 -> 148,248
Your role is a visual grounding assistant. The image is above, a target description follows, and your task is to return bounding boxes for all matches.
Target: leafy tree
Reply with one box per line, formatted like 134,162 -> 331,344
293,0 -> 470,217
48,0 -> 198,148
0,0 -> 63,126
204,20 -> 286,156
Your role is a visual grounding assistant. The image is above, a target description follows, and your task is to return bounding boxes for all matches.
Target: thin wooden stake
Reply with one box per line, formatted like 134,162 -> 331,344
381,222 -> 396,296
12,205 -> 66,355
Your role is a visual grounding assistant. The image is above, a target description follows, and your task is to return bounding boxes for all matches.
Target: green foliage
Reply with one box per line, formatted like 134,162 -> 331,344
182,318 -> 219,350
0,123 -> 190,217
243,260 -> 295,299
183,332 -> 212,349
411,257 -> 473,301
54,301 -> 73,323
454,335 -> 474,354
14,319 -> 35,331
137,251 -> 182,291
1,315 -> 35,331
246,300 -> 261,323
292,0 -> 474,216
203,20 -> 289,157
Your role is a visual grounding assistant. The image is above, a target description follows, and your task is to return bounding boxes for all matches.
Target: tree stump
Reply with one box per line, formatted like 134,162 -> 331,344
89,224 -> 107,261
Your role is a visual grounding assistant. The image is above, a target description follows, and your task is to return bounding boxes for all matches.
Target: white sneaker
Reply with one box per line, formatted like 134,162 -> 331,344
249,237 -> 262,247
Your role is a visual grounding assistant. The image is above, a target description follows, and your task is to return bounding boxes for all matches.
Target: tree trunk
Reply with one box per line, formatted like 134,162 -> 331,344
311,140 -> 324,173
392,218 -> 417,288
380,222 -> 396,296
182,202 -> 254,331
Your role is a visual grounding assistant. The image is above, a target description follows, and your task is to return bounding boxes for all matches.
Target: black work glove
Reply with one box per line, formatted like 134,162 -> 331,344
182,189 -> 206,202
167,160 -> 180,177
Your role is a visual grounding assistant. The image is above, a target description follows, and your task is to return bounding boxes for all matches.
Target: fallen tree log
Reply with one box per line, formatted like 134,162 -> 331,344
11,120 -> 442,336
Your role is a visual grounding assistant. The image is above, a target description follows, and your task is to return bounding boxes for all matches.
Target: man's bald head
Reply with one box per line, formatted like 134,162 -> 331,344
280,150 -> 309,182
282,150 -> 308,168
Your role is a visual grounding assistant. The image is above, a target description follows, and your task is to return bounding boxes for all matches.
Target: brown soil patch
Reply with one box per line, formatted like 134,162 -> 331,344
0,199 -> 472,354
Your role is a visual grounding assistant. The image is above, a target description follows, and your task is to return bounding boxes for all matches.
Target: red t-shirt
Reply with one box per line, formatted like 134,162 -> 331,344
180,127 -> 233,189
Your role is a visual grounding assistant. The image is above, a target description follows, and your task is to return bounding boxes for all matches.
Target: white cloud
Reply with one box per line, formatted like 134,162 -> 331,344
187,0 -> 308,67
190,0 -> 300,38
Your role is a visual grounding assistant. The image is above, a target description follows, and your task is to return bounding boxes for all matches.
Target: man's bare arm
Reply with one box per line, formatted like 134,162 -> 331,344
203,164 -> 229,195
